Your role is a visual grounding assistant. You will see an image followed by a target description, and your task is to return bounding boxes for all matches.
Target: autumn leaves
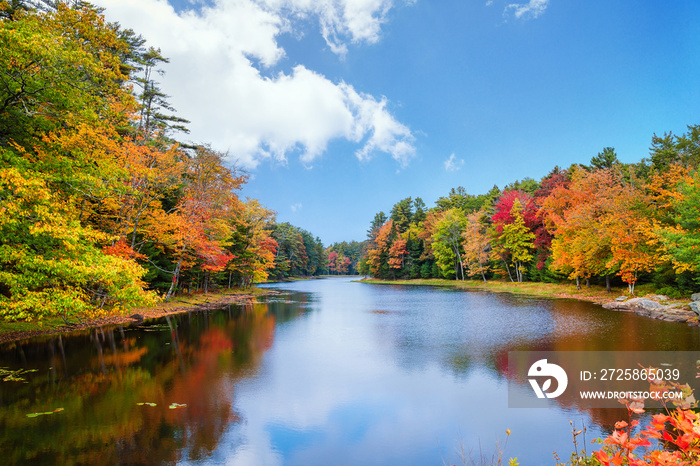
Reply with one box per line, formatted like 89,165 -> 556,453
0,3 -> 278,321
362,147 -> 700,296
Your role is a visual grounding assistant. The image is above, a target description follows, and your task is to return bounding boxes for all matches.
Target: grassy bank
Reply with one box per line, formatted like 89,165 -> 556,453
0,287 -> 274,345
358,277 -> 652,304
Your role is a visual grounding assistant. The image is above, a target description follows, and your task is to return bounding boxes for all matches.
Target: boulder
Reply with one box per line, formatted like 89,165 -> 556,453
615,296 -> 628,302
603,301 -> 631,310
690,302 -> 700,316
603,298 -> 697,323
691,293 -> 700,302
624,298 -> 665,311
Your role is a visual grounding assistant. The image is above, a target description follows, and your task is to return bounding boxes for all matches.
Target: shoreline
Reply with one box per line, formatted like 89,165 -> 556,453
3,277 -> 697,345
0,288 -> 280,345
358,278 -> 700,326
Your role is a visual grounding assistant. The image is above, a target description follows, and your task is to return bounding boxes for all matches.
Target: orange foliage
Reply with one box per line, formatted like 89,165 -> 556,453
388,237 -> 407,269
540,168 -> 660,292
367,220 -> 394,276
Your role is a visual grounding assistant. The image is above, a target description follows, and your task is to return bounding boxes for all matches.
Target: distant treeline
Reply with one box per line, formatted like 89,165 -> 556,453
359,134 -> 700,297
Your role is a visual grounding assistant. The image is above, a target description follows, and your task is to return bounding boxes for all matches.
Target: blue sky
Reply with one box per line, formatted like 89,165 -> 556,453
94,0 -> 700,245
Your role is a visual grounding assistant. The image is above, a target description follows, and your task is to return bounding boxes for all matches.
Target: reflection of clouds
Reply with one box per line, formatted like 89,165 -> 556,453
220,278 -> 700,464
228,361 -> 597,464
217,279 -> 599,464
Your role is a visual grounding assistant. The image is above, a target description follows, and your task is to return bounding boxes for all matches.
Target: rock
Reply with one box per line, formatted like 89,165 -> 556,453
602,298 -> 698,324
662,314 -> 689,322
645,294 -> 669,301
624,298 -> 665,311
615,296 -> 628,302
691,293 -> 700,302
603,302 -> 631,310
130,313 -> 145,323
690,302 -> 700,315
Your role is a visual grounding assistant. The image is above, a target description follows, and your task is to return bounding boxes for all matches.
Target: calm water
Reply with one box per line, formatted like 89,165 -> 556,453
1,277 -> 698,465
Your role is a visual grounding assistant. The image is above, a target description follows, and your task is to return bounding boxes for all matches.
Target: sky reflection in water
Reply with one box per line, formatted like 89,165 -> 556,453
1,277 -> 699,465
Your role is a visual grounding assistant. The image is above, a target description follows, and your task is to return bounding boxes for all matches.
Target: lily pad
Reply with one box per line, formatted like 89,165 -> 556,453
168,403 -> 187,409
137,402 -> 157,407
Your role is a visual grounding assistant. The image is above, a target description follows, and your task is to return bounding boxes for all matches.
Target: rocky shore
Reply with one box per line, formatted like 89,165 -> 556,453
601,294 -> 700,326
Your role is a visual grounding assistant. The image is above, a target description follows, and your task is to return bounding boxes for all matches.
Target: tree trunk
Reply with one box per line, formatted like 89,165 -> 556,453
165,258 -> 182,302
585,277 -> 590,287
605,274 -> 611,292
575,276 -> 581,290
502,259 -> 514,282
452,241 -> 465,281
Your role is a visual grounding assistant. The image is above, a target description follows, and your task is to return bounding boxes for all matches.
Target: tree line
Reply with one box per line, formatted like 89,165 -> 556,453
360,136 -> 700,297
0,1 -> 353,322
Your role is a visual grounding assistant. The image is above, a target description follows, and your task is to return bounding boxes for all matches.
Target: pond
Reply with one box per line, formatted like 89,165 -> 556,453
0,277 -> 698,465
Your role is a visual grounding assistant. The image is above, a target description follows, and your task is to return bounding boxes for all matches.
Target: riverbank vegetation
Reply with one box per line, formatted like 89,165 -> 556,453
0,286 -> 272,344
359,141 -> 700,299
0,1 -> 343,323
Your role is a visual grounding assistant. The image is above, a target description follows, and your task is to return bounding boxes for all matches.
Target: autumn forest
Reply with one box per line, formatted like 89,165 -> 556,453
1,1 -> 700,325
360,138 -> 700,296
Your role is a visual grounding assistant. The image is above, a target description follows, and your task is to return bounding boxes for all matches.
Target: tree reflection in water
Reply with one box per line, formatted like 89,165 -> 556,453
0,299 -> 301,465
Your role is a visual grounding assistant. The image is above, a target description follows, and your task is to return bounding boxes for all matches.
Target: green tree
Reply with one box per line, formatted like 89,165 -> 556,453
504,177 -> 539,195
656,172 -> 700,281
367,211 -> 387,245
432,208 -> 467,280
0,2 -> 128,147
412,197 -> 427,224
647,125 -> 700,171
390,197 -> 413,233
132,46 -> 189,139
589,147 -> 619,170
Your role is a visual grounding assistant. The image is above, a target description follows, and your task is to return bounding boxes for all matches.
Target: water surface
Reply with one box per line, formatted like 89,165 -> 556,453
1,277 -> 698,465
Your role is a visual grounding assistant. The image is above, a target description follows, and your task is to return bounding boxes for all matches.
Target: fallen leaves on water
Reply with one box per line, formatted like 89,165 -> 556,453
26,408 -> 64,418
1,367 -> 39,383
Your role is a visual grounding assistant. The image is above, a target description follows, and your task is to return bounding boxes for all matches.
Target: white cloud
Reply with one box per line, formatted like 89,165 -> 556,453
261,0 -> 395,57
444,153 -> 464,172
290,202 -> 302,212
94,0 -> 415,169
485,0 -> 493,6
505,0 -> 549,20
